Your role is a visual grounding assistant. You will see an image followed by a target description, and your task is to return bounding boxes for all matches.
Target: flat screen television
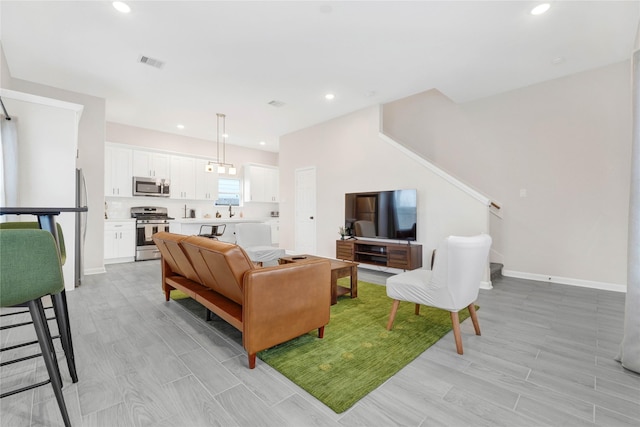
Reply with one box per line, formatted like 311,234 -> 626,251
344,189 -> 417,241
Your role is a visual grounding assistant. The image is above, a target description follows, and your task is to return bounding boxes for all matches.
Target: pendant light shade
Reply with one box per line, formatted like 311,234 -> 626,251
205,113 -> 236,175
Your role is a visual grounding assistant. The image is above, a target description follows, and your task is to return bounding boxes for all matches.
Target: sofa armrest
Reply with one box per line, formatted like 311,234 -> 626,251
242,259 -> 331,356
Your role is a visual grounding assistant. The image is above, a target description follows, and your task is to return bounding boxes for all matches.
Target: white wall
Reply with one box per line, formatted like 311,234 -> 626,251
6,75 -> 107,278
383,61 -> 631,289
279,105 -> 489,271
0,45 -> 10,88
107,122 -> 278,163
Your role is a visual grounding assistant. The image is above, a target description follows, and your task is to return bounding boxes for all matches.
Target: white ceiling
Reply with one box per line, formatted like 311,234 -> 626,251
1,1 -> 638,152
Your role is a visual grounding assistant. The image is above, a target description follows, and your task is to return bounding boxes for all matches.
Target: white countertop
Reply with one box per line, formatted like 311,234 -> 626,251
105,217 -> 279,223
169,217 -> 276,224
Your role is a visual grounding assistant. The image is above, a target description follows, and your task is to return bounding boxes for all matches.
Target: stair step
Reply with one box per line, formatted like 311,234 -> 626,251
490,262 -> 503,281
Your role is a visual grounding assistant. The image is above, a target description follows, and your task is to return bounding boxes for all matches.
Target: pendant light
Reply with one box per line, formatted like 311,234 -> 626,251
205,113 -> 236,175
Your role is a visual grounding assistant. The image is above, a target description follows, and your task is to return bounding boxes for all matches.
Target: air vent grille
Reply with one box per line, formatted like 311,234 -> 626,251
268,100 -> 286,108
138,55 -> 165,69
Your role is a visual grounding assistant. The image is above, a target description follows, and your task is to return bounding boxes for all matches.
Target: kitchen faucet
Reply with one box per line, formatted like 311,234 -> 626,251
228,204 -> 235,218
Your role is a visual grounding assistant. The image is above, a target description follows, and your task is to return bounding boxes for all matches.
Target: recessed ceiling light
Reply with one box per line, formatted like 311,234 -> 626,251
259,141 -> 266,146
176,124 -> 185,129
325,93 -> 335,100
112,1 -> 131,13
531,3 -> 550,15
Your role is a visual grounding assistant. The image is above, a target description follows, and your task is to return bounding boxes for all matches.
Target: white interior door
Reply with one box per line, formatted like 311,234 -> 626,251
295,166 -> 316,254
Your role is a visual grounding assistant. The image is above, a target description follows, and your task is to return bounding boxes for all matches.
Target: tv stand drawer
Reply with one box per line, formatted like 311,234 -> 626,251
336,240 -> 354,260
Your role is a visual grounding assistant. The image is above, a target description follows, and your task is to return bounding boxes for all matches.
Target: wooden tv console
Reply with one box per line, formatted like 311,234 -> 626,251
336,239 -> 422,270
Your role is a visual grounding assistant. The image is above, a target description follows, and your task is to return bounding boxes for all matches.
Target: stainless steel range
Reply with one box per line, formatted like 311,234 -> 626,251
131,206 -> 173,261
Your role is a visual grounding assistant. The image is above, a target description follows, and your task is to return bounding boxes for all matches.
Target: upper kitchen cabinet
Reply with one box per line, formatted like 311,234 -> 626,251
244,164 -> 279,203
105,145 -> 132,197
195,159 -> 218,201
170,155 -> 196,200
133,150 -> 171,178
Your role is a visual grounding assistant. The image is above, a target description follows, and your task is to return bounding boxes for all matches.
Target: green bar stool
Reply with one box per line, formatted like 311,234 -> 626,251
0,221 -> 77,383
0,229 -> 72,426
0,221 -> 66,264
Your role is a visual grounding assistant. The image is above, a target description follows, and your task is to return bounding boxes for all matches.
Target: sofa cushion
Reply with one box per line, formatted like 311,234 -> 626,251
153,232 -> 202,284
181,236 -> 254,306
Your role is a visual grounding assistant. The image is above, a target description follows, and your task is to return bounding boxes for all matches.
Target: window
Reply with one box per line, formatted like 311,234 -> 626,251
215,178 -> 241,206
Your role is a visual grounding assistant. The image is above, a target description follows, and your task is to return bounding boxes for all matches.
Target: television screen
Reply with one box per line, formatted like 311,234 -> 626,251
345,189 -> 417,241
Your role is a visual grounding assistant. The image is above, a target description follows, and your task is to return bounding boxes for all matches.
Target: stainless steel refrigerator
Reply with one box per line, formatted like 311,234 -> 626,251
75,168 -> 87,287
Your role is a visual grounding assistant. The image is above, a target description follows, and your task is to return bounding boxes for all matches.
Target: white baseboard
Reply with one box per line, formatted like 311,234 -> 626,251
85,267 -> 106,275
104,257 -> 136,265
480,280 -> 493,290
502,269 -> 626,293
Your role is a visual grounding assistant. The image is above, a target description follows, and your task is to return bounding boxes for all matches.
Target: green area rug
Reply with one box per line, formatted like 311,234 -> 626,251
257,280 -> 473,413
169,289 -> 190,300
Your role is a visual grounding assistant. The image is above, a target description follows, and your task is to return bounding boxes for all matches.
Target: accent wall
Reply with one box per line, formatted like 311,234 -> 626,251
383,61 -> 631,290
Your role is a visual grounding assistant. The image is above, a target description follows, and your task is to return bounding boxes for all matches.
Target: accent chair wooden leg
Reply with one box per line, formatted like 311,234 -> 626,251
450,311 -> 463,355
248,353 -> 256,369
318,326 -> 325,338
206,309 -> 212,321
468,303 -> 481,336
415,304 -> 420,315
164,289 -> 171,302
387,300 -> 400,330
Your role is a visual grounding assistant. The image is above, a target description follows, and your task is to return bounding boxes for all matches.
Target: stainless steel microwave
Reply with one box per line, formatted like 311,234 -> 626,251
133,176 -> 170,197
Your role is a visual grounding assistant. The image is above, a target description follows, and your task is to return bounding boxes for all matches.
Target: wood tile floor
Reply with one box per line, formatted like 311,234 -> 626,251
1,260 -> 639,426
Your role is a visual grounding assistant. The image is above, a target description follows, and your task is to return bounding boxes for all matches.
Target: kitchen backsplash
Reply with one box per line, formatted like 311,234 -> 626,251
105,197 -> 278,220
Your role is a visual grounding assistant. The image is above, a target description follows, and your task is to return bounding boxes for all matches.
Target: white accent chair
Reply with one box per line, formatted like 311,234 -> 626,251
385,234 -> 492,354
234,222 -> 285,266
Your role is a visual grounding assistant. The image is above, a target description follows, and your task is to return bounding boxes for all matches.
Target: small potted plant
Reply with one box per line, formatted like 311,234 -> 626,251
339,226 -> 347,240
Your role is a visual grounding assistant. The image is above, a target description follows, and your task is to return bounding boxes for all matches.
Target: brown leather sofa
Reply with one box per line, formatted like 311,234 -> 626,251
152,231 -> 331,368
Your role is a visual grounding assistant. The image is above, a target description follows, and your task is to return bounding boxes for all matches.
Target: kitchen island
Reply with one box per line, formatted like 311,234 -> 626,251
169,218 -> 270,244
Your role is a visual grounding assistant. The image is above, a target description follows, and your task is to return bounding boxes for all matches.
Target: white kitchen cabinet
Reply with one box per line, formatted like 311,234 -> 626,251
268,219 -> 280,244
104,221 -> 135,263
133,150 -> 171,178
170,155 -> 196,200
244,164 -> 279,202
195,159 -> 218,201
105,145 -> 133,197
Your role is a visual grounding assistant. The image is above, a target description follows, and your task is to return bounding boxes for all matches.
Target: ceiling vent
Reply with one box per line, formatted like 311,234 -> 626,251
268,100 -> 286,108
138,55 -> 165,69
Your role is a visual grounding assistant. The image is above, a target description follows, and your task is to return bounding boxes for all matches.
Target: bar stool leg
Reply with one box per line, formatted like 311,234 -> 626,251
51,291 -> 78,383
36,214 -> 78,383
29,299 -> 71,427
